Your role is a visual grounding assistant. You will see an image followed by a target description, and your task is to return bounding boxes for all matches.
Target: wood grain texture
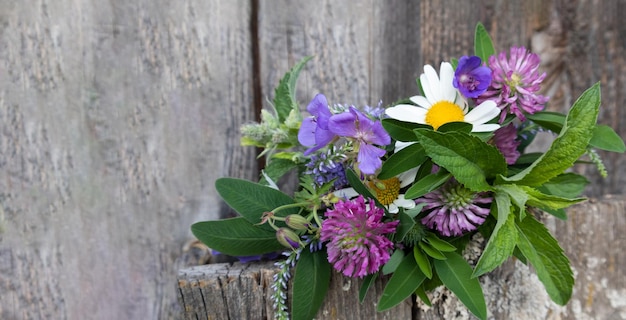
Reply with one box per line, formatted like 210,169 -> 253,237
0,0 -> 255,319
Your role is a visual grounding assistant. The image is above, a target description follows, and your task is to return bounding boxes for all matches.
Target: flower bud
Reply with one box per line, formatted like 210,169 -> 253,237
276,228 -> 301,250
285,214 -> 310,231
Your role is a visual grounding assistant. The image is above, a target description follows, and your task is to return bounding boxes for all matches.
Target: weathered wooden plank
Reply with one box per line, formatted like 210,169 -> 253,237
177,196 -> 626,320
0,0 -> 255,319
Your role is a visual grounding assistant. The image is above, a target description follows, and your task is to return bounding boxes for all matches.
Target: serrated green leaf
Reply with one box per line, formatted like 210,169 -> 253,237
540,173 -> 589,198
292,250 -> 331,320
404,170 -> 451,199
378,254 -> 427,311
472,196 -> 517,277
191,218 -> 283,256
215,178 -> 299,229
474,22 -> 495,63
413,246 -> 433,279
425,233 -> 457,252
434,251 -> 487,320
590,125 -> 625,152
521,186 -> 586,210
383,249 -> 405,275
505,83 -> 601,186
438,121 -> 473,134
515,215 -> 574,305
378,142 -> 427,180
381,118 -> 429,142
273,56 -> 312,122
495,184 -> 528,215
414,129 -> 507,191
418,241 -> 446,260
359,273 -> 378,303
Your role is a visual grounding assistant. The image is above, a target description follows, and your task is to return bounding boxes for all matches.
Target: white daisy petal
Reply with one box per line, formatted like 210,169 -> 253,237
387,203 -> 399,214
334,187 -> 359,199
385,104 -> 427,124
420,73 -> 436,105
395,195 -> 416,209
398,168 -> 417,188
439,62 -> 457,102
472,123 -> 501,132
423,64 -> 442,102
394,141 -> 416,153
409,95 -> 433,109
464,101 -> 500,124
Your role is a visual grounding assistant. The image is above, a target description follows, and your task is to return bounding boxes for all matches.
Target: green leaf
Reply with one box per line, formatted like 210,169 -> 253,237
474,22 -> 495,62
273,56 -> 312,122
434,251 -> 488,320
414,129 -> 507,191
259,158 -> 299,186
191,218 -> 283,256
383,249 -> 405,275
424,233 -> 457,252
438,121 -> 473,134
515,215 -> 574,305
395,210 -> 417,243
472,195 -> 517,277
526,111 -> 566,133
521,186 -> 586,210
495,184 -> 528,215
359,273 -> 378,303
413,246 -> 433,279
418,241 -> 446,260
345,169 -> 382,206
404,170 -> 451,199
415,285 -> 432,306
382,118 -> 429,142
378,143 -> 427,180
378,253 -> 427,311
504,83 -> 601,186
590,125 -> 625,152
292,250 -> 331,320
540,173 -> 589,198
215,178 -> 299,229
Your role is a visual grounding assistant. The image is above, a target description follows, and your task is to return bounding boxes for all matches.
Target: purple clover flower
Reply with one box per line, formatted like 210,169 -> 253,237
478,46 -> 549,122
320,195 -> 399,278
493,123 -> 521,165
298,94 -> 336,155
417,180 -> 492,237
328,107 -> 390,175
453,55 -> 492,98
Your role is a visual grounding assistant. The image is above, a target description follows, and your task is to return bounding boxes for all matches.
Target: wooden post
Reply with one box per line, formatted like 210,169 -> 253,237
177,195 -> 626,319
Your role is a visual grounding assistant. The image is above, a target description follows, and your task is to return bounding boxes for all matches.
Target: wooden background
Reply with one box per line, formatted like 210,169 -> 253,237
0,0 -> 624,319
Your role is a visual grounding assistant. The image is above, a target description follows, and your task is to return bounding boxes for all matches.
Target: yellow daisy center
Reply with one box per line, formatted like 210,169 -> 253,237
425,101 -> 465,130
369,177 -> 401,206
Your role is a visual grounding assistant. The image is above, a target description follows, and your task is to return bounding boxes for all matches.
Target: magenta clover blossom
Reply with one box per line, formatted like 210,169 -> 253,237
453,55 -> 492,99
328,107 -> 390,175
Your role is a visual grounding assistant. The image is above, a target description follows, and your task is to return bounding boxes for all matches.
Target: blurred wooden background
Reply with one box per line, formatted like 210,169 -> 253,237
0,0 -> 624,319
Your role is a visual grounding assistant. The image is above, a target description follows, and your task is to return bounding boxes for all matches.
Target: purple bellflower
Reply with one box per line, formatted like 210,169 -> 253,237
453,55 -> 492,99
298,94 -> 336,155
328,107 -> 391,175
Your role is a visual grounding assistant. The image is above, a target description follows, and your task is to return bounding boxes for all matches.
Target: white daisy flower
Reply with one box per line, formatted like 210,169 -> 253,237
385,62 -> 500,132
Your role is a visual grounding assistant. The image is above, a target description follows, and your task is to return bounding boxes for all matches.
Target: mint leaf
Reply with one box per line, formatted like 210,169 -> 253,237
273,56 -> 312,122
521,186 -> 586,210
540,173 -> 589,198
505,83 -> 601,186
191,218 -> 283,256
414,129 -> 507,191
434,251 -> 488,320
515,215 -> 574,305
474,22 -> 495,62
378,253 -> 427,311
292,250 -> 331,320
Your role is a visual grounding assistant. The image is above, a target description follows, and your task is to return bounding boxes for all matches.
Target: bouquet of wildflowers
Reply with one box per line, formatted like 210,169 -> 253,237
192,23 -> 624,320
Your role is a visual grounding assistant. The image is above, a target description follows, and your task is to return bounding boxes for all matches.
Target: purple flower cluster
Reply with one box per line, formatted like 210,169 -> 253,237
477,46 -> 549,122
304,148 -> 348,189
320,195 -> 398,278
492,123 -> 521,164
298,94 -> 390,175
